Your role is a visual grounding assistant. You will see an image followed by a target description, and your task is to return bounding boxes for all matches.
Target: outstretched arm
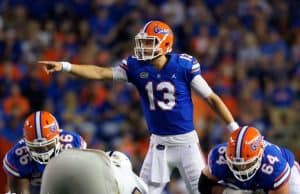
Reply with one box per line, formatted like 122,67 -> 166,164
38,61 -> 114,80
191,75 -> 239,131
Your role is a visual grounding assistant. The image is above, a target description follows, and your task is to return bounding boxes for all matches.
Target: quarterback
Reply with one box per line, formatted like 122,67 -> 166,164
198,126 -> 300,194
39,20 -> 238,194
3,111 -> 86,194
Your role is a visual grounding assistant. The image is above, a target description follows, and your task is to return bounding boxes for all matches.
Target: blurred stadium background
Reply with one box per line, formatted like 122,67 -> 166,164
0,0 -> 299,193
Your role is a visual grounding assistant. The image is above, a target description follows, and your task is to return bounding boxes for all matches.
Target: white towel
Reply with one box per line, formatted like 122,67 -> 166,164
150,144 -> 170,183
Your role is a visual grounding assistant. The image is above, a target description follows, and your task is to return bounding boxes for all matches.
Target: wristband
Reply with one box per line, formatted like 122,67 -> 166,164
227,121 -> 239,132
60,61 -> 72,72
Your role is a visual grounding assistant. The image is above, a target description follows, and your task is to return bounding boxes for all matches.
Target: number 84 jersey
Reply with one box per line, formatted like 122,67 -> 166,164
208,141 -> 295,192
3,129 -> 86,193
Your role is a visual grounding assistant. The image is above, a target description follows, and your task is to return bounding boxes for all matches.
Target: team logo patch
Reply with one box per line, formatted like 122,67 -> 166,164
139,72 -> 149,79
156,144 -> 165,150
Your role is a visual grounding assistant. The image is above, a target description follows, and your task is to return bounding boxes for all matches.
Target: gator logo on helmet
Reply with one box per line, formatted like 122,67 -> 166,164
153,25 -> 170,34
251,136 -> 262,151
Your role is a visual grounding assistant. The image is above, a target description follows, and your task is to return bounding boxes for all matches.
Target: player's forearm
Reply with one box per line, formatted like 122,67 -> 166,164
212,185 -> 226,194
205,93 -> 235,125
69,64 -> 112,80
8,178 -> 30,194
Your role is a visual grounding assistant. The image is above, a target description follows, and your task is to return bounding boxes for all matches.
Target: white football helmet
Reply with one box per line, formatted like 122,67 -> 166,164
106,151 -> 132,170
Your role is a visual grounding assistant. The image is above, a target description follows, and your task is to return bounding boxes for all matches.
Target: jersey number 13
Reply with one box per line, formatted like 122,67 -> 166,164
145,81 -> 176,110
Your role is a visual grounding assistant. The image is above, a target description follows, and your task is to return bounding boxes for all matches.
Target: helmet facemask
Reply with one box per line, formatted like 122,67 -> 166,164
134,32 -> 165,61
226,149 -> 263,182
26,136 -> 61,164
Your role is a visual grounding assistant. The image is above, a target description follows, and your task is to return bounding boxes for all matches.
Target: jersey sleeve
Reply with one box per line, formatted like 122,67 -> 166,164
60,130 -> 86,149
260,146 -> 292,190
118,57 -> 133,82
112,65 -> 128,81
2,143 -> 29,178
70,132 -> 85,148
179,54 -> 202,83
190,57 -> 201,80
263,161 -> 291,190
208,144 -> 228,179
3,151 -> 21,177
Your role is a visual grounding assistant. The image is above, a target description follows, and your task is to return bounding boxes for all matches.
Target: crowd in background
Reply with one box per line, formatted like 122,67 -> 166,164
0,0 -> 299,193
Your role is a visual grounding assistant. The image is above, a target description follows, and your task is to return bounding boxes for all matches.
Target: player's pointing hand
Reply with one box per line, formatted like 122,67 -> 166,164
38,61 -> 63,74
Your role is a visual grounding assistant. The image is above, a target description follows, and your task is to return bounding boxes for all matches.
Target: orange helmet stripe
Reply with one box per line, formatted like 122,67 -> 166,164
235,126 -> 248,158
35,111 -> 43,139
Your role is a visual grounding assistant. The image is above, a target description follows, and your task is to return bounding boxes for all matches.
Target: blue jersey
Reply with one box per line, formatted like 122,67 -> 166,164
208,141 -> 295,192
120,53 -> 201,135
3,129 -> 86,194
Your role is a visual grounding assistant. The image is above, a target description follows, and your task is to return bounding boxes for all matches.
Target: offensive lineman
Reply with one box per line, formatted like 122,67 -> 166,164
3,111 -> 86,194
198,126 -> 300,194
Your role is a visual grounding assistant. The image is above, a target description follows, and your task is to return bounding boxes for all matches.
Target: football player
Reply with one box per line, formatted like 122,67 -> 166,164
40,149 -> 148,194
38,20 -> 239,194
3,111 -> 86,194
198,126 -> 300,194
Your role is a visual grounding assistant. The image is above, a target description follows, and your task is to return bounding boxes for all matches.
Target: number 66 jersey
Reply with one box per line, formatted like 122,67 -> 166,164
208,141 -> 299,192
3,129 -> 86,194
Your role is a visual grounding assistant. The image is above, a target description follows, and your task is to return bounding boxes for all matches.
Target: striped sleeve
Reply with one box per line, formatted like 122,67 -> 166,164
117,57 -> 133,82
273,163 -> 291,189
119,59 -> 128,71
3,154 -> 21,177
188,58 -> 201,82
191,61 -> 200,74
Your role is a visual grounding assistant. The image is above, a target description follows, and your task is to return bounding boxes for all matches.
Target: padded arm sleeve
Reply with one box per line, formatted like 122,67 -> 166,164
112,66 -> 128,81
191,75 -> 213,98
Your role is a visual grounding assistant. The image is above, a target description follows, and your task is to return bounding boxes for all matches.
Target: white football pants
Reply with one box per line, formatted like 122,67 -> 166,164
140,131 -> 206,194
